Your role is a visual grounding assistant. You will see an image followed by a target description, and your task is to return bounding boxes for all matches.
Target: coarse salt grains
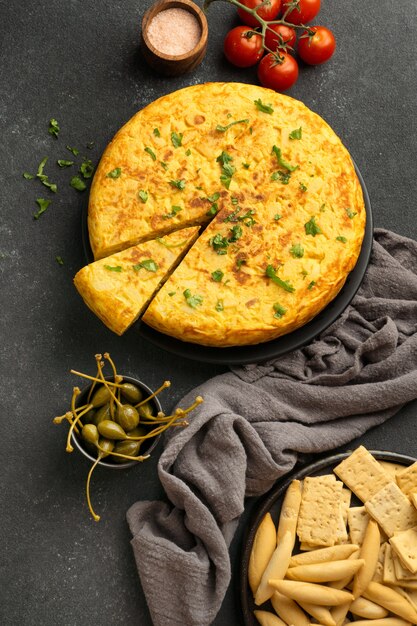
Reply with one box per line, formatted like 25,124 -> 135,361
147,8 -> 201,56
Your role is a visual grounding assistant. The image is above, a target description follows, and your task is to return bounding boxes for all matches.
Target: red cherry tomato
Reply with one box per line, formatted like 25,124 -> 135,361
264,24 -> 296,52
283,0 -> 320,24
257,52 -> 299,91
298,26 -> 336,64
237,0 -> 282,28
223,26 -> 264,68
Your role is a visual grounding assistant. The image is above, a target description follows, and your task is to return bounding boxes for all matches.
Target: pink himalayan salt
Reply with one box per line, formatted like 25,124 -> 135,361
147,7 -> 201,56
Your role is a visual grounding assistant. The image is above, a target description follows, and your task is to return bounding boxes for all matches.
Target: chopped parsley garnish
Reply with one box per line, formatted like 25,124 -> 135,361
223,206 -> 242,223
265,265 -> 295,293
144,146 -> 156,161
236,259 -> 247,270
55,256 -> 64,265
33,198 -> 51,220
320,203 -> 326,212
153,128 -> 161,137
132,259 -> 158,272
243,163 -> 250,169
216,151 -> 236,189
211,269 -> 224,282
299,182 -> 308,192
209,233 -> 229,255
48,118 -> 60,138
207,192 -> 220,203
163,205 -> 182,219
185,149 -> 191,156
66,145 -> 79,156
290,244 -> 304,258
70,176 -> 86,191
215,299 -> 224,312
104,265 -> 122,272
215,118 -> 249,132
160,161 -> 168,171
273,303 -> 287,319
206,205 -> 218,217
23,172 -> 34,180
156,237 -> 188,249
138,190 -> 148,203
168,291 -> 176,297
345,207 -> 357,219
271,171 -> 291,184
274,214 -> 282,221
171,132 -> 183,148
169,179 -> 186,190
229,224 -> 243,242
57,159 -> 74,168
305,216 -> 322,237
254,99 -> 274,114
336,236 -> 347,243
239,210 -> 256,227
272,145 -> 298,172
307,280 -> 316,290
36,157 -> 57,192
231,196 -> 239,205
80,159 -> 94,179
107,167 -> 121,179
183,289 -> 203,308
289,127 -> 302,140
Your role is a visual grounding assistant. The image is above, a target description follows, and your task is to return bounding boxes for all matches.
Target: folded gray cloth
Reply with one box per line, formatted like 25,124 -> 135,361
127,228 -> 417,626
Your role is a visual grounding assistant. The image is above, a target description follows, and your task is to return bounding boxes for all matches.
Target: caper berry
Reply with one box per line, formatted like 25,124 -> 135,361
82,423 -> 99,446
93,402 -> 111,426
82,407 -> 96,424
97,419 -> 127,440
120,382 -> 143,404
113,439 -> 142,462
116,404 -> 139,432
91,385 -> 111,408
98,438 -> 114,458
138,401 -> 154,419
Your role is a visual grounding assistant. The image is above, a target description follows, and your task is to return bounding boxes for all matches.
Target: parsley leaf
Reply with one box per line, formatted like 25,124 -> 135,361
70,176 -> 87,191
272,145 -> 298,172
57,159 -> 74,168
209,233 -> 229,255
236,259 -> 246,270
185,149 -> 191,156
171,132 -> 183,148
55,256 -> 64,265
138,190 -> 148,203
290,243 -> 304,258
23,172 -> 34,180
271,171 -> 291,184
168,291 -> 176,297
107,167 -> 121,179
80,159 -> 94,179
336,236 -> 347,243
299,182 -> 308,192
169,179 -> 186,190
104,265 -> 122,272
254,99 -> 274,114
36,157 -> 57,192
289,127 -> 302,140
206,204 -> 218,217
265,265 -> 295,292
274,214 -> 282,221
133,259 -> 158,272
216,151 -> 236,189
345,207 -> 357,219
48,118 -> 60,138
229,224 -> 243,242
144,146 -> 156,160
211,269 -> 224,282
163,205 -> 182,219
307,280 -> 316,290
215,299 -> 224,312
153,128 -> 161,137
238,210 -> 256,227
66,145 -> 79,156
243,163 -> 250,169
183,289 -> 203,308
305,216 -> 322,237
33,198 -> 51,220
207,192 -> 221,203
273,303 -> 287,319
215,119 -> 249,132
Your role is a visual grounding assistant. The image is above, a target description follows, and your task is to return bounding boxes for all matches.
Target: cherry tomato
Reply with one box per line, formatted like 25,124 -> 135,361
257,52 -> 299,91
237,0 -> 282,28
283,0 -> 320,24
264,24 -> 296,52
298,26 -> 336,64
223,26 -> 264,68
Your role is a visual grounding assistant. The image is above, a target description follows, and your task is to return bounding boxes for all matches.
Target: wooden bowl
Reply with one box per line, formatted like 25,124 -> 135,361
141,0 -> 208,76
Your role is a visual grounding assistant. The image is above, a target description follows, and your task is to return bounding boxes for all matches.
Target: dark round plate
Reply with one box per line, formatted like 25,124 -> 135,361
239,450 -> 417,626
82,163 -> 372,365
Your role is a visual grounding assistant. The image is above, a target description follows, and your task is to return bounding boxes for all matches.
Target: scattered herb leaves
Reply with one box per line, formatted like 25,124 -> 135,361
289,127 -> 302,140
265,265 -> 295,292
299,182 -> 307,192
236,259 -> 246,270
305,216 -> 322,236
80,159 -> 94,179
216,151 -> 235,189
57,159 -> 74,168
145,146 -> 156,161
23,172 -> 34,180
133,259 -> 158,272
209,233 -> 229,255
66,145 -> 79,156
138,190 -> 148,203
107,167 -> 121,179
215,299 -> 224,312
48,118 -> 60,138
33,198 -> 51,219
153,128 -> 161,137
163,205 -> 182,219
273,303 -> 287,318
55,256 -> 64,265
254,99 -> 274,114
211,269 -> 224,282
272,145 -> 298,172
70,176 -> 87,191
307,280 -> 316,290
170,179 -> 186,190
274,214 -> 282,221
183,289 -> 203,308
185,149 -> 191,156
171,132 -> 183,148
336,236 -> 347,243
290,243 -> 304,258
104,265 -> 122,272
229,224 -> 243,242
271,171 -> 291,184
345,207 -> 357,219
215,119 -> 249,132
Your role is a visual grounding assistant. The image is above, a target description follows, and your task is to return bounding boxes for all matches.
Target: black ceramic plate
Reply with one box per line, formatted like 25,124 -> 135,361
82,164 -> 373,365
239,450 -> 417,626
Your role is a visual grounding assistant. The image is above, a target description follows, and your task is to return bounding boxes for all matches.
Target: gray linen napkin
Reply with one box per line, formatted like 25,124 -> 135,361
127,228 -> 417,626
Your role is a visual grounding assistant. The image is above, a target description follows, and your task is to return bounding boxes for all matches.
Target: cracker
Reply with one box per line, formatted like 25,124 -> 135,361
397,461 -> 417,497
390,526 -> 417,574
347,507 -> 369,545
373,542 -> 388,582
297,476 -> 343,547
365,482 -> 417,537
379,460 -> 407,477
411,492 -> 417,510
335,489 -> 351,544
384,544 -> 398,584
333,446 -> 392,502
393,547 -> 417,581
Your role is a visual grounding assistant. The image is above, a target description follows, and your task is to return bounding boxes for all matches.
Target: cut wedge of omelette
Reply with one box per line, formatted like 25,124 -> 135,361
74,227 -> 199,335
76,82 -> 366,347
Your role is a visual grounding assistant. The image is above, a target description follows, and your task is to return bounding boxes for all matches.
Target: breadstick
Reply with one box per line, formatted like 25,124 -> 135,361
255,530 -> 293,605
270,590 -> 310,626
268,580 -> 353,606
298,601 -> 336,626
345,620 -> 411,626
331,600 -> 352,626
353,518 -> 380,598
363,581 -> 417,622
289,544 -> 359,567
350,596 -> 389,619
249,512 -> 277,595
286,559 -> 364,583
253,609 -> 288,626
277,480 -> 302,544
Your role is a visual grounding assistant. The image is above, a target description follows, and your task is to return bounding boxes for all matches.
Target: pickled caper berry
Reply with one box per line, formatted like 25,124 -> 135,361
113,439 -> 142,462
138,401 -> 154,419
116,404 -> 139,432
91,385 -> 111,408
120,383 -> 143,404
81,424 -> 99,446
93,402 -> 111,426
97,420 -> 127,440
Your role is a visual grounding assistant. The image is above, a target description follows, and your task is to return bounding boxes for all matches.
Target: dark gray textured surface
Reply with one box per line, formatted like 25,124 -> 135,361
0,1 -> 416,624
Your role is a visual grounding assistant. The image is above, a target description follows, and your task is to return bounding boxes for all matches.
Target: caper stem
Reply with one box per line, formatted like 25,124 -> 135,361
103,352 -> 118,381
134,381 -> 171,408
67,396 -> 94,452
86,455 -> 101,522
96,444 -> 150,462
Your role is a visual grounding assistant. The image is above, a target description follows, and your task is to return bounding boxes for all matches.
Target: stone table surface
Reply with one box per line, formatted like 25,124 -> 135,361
1,0 -> 416,624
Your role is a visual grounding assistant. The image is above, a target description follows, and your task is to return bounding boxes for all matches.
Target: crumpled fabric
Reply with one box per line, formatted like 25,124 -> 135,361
127,228 -> 417,626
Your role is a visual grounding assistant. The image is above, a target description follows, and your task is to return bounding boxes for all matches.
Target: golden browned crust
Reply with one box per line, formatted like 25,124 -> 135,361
86,82 -> 365,346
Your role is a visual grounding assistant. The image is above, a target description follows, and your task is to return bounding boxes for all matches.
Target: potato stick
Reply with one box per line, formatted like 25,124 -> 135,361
331,600 -> 352,626
289,544 -> 359,567
353,518 -> 380,598
268,580 -> 353,606
249,512 -> 277,596
350,596 -> 389,619
277,480 -> 302,544
345,620 -> 411,626
255,531 -> 293,605
270,590 -> 310,626
298,601 -> 336,626
363,581 -> 417,622
286,559 -> 364,583
253,609 -> 288,626
329,549 -> 361,590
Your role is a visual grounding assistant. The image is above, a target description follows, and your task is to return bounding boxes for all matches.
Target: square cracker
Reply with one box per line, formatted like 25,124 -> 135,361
297,475 -> 343,547
393,547 -> 417,581
365,482 -> 417,538
373,541 -> 387,582
379,460 -> 407,478
397,461 -> 417,497
333,446 -> 392,502
335,488 -> 351,544
347,506 -> 369,545
390,526 -> 417,574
